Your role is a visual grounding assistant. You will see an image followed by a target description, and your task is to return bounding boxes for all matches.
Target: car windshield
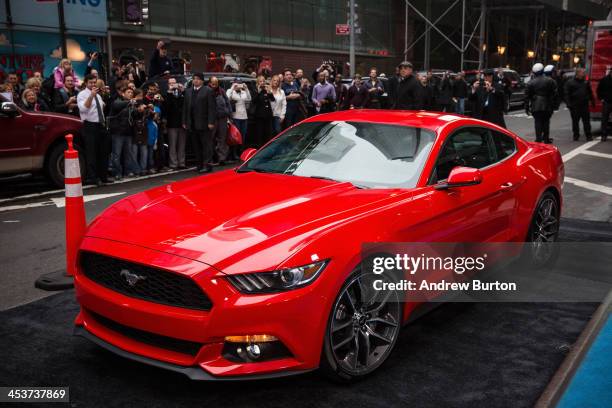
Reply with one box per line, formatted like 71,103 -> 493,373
238,121 -> 436,189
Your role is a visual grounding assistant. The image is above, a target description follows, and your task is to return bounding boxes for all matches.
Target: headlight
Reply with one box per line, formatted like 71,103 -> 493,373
226,260 -> 328,293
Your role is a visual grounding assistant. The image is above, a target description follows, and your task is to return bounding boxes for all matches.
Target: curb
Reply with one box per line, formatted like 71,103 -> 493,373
534,289 -> 612,408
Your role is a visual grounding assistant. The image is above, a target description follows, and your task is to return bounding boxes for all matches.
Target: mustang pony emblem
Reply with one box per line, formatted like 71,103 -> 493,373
120,269 -> 147,287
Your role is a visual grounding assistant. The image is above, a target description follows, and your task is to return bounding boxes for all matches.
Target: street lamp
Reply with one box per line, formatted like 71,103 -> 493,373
482,43 -> 487,52
552,54 -> 561,62
497,45 -> 506,55
527,50 -> 535,59
574,56 -> 580,65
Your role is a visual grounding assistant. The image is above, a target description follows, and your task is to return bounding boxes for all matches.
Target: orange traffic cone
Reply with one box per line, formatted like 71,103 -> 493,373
35,134 -> 86,290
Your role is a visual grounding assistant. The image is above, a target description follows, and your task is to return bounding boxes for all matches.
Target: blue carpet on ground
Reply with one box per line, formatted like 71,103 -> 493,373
556,315 -> 612,408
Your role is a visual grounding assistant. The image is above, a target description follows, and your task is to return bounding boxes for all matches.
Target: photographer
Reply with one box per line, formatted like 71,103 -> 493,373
109,87 -> 139,179
131,89 -> 152,176
470,69 -> 506,128
252,75 -> 275,147
311,71 -> 336,113
164,77 -> 186,169
312,62 -> 335,83
227,79 -> 251,147
149,40 -> 174,78
77,74 -> 113,185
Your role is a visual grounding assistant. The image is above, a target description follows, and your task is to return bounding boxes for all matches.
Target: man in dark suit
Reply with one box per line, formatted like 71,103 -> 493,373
182,72 -> 216,173
389,61 -> 420,110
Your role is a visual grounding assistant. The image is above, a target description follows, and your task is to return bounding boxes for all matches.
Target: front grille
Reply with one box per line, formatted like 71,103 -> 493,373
79,251 -> 212,311
88,310 -> 203,356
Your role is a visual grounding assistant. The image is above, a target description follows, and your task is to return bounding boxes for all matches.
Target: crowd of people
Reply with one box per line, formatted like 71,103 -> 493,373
2,39 -> 611,185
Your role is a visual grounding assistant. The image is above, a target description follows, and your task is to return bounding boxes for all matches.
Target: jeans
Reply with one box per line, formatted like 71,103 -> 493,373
167,127 -> 186,168
273,116 -> 282,135
147,145 -> 156,170
131,143 -> 148,174
111,134 -> 136,177
455,98 -> 465,115
233,119 -> 248,141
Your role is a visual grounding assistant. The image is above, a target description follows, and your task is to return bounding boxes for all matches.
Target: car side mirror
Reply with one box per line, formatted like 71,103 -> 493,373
240,148 -> 257,162
435,166 -> 482,190
0,102 -> 19,118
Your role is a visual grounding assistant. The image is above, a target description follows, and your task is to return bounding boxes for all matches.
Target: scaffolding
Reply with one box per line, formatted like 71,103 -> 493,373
402,0 -> 610,72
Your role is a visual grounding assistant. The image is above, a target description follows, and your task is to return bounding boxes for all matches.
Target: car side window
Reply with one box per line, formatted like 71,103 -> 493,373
491,130 -> 516,160
431,128 -> 496,183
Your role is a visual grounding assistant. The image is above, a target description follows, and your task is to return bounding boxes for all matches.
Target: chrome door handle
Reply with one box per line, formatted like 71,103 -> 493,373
500,182 -> 514,191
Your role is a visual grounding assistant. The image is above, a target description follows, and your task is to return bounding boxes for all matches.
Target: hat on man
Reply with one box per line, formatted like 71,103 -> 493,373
532,63 -> 544,74
398,61 -> 413,69
544,64 -> 555,75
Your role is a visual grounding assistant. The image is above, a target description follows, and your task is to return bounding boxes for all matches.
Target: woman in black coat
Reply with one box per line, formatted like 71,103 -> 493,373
252,75 -> 276,147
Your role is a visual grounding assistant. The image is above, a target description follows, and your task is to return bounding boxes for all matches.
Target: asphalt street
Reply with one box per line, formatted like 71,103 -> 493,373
1,108 -> 611,311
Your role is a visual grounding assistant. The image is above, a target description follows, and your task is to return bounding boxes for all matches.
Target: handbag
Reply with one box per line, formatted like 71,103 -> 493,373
227,121 -> 243,146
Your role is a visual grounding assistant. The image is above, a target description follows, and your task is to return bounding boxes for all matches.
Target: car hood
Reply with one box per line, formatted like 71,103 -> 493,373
86,170 -> 402,272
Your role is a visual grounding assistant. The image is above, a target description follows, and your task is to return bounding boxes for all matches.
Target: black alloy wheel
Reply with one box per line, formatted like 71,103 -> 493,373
526,191 -> 560,267
322,268 -> 401,381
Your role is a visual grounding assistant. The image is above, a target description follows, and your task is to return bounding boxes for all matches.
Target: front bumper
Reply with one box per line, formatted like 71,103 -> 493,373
74,237 -> 332,379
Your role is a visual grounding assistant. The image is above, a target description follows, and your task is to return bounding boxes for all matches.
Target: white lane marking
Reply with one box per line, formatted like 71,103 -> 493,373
508,112 -> 530,118
2,220 -> 20,223
0,201 -> 55,213
564,177 -> 612,196
562,137 -> 601,162
0,167 -> 197,205
51,192 -> 126,208
581,150 -> 612,160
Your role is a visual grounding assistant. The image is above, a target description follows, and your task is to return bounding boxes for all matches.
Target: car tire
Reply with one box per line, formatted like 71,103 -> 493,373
320,264 -> 402,382
522,191 -> 560,268
46,140 -> 85,188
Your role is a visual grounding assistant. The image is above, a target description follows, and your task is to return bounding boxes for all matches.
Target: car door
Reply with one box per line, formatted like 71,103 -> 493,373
421,126 -> 520,242
0,103 -> 35,174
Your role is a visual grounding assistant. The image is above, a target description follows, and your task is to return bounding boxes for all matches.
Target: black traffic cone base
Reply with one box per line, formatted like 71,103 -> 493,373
35,270 -> 74,291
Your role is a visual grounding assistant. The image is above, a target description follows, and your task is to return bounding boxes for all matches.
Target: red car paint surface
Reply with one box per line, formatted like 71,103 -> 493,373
74,110 -> 564,379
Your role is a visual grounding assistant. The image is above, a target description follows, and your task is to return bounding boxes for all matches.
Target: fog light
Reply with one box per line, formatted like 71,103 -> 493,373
222,336 -> 292,363
246,343 -> 261,359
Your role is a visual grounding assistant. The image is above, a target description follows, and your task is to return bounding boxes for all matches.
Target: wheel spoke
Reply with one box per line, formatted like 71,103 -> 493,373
365,325 -> 392,344
343,290 -> 357,312
367,315 -> 398,328
360,330 -> 372,366
332,319 -> 352,333
333,332 -> 355,350
367,289 -> 393,313
352,334 -> 360,369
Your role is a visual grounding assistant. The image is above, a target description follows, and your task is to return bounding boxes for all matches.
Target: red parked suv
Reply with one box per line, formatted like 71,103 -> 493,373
0,98 -> 83,187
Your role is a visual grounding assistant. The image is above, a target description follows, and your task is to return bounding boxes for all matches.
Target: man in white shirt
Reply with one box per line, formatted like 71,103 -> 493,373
77,74 -> 112,185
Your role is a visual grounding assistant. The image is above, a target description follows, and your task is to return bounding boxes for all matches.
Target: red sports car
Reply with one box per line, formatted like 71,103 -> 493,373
74,110 -> 564,381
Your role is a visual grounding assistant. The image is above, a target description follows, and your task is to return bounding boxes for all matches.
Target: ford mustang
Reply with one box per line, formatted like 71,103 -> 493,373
73,110 -> 564,381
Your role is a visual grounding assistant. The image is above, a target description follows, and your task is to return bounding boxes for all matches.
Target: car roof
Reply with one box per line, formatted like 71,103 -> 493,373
302,109 -> 465,131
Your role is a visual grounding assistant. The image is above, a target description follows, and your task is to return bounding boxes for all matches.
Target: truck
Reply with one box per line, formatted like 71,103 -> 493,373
586,19 -> 612,120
